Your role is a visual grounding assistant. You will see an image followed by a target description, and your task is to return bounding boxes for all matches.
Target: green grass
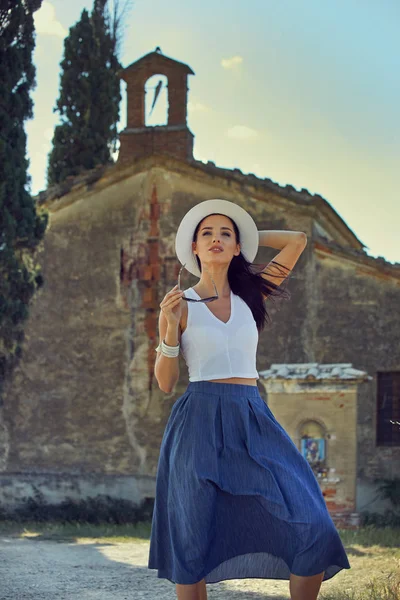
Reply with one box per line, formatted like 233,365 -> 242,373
338,526 -> 400,548
0,520 -> 398,546
0,519 -> 152,542
3,521 -> 397,547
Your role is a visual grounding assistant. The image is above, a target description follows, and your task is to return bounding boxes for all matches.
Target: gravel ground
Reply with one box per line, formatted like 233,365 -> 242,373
0,536 -> 300,600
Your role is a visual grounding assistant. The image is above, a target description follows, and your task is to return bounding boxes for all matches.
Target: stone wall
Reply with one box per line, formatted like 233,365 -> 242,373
313,248 -> 400,511
1,156 -> 399,513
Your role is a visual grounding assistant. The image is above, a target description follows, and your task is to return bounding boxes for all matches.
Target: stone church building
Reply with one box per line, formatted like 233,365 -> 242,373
1,49 -> 399,527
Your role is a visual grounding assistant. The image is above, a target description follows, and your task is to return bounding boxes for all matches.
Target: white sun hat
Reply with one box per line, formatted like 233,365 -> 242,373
175,199 -> 259,277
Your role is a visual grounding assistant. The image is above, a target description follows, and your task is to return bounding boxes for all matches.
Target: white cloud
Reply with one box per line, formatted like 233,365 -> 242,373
226,126 -> 259,141
248,163 -> 265,177
187,101 -> 211,113
193,149 -> 211,164
221,56 -> 243,70
44,128 -> 54,142
34,1 -> 67,38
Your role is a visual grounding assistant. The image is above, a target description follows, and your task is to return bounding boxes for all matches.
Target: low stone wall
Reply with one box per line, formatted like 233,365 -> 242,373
0,472 -> 155,511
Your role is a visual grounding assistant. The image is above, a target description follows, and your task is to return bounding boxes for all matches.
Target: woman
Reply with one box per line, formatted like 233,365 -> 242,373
148,199 -> 350,600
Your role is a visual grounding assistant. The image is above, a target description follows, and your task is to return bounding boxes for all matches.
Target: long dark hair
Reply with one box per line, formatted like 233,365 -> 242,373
193,214 -> 292,333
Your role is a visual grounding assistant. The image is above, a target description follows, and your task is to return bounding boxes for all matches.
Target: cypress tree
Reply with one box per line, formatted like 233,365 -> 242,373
0,0 -> 49,389
47,0 -> 122,185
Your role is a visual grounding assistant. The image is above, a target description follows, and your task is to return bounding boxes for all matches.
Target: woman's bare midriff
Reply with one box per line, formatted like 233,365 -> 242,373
179,296 -> 258,387
205,377 -> 258,386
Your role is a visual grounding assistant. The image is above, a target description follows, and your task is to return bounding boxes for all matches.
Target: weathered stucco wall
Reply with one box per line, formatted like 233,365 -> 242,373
313,250 -> 400,507
1,157 -> 399,512
2,167 -> 153,480
0,160 -> 313,506
260,240 -> 400,512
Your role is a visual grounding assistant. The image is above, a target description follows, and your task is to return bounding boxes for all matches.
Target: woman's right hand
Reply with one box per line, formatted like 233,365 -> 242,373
160,285 -> 184,327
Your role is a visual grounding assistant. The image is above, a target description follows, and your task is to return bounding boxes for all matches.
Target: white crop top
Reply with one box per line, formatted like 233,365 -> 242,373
180,287 -> 259,382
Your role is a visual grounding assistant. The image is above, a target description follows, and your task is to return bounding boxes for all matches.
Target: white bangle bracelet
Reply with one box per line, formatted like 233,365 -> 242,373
156,339 -> 180,357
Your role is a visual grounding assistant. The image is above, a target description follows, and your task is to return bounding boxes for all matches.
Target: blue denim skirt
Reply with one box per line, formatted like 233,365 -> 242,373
148,381 -> 351,585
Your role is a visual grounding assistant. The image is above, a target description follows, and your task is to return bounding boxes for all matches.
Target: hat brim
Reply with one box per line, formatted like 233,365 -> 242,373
175,199 -> 259,277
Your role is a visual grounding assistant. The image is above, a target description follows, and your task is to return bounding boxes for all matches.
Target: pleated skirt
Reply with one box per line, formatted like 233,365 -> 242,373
147,381 -> 351,585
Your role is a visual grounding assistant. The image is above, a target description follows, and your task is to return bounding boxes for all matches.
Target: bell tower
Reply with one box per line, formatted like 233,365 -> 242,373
118,48 -> 195,164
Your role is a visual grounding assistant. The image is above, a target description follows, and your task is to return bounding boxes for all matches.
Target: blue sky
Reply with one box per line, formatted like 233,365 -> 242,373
27,0 -> 400,263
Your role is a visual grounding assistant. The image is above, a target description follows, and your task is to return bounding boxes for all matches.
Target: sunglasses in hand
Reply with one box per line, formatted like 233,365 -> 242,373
177,263 -> 219,303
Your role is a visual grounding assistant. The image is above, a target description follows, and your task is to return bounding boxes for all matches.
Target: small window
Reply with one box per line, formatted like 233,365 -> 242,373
377,371 -> 400,447
145,74 -> 168,126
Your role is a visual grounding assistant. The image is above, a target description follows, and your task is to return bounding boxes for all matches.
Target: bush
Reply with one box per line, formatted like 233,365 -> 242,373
361,509 -> 400,528
0,488 -> 154,525
361,477 -> 400,528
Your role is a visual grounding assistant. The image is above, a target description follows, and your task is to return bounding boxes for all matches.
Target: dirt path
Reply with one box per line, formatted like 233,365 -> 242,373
0,535 -> 290,599
0,534 -> 396,599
